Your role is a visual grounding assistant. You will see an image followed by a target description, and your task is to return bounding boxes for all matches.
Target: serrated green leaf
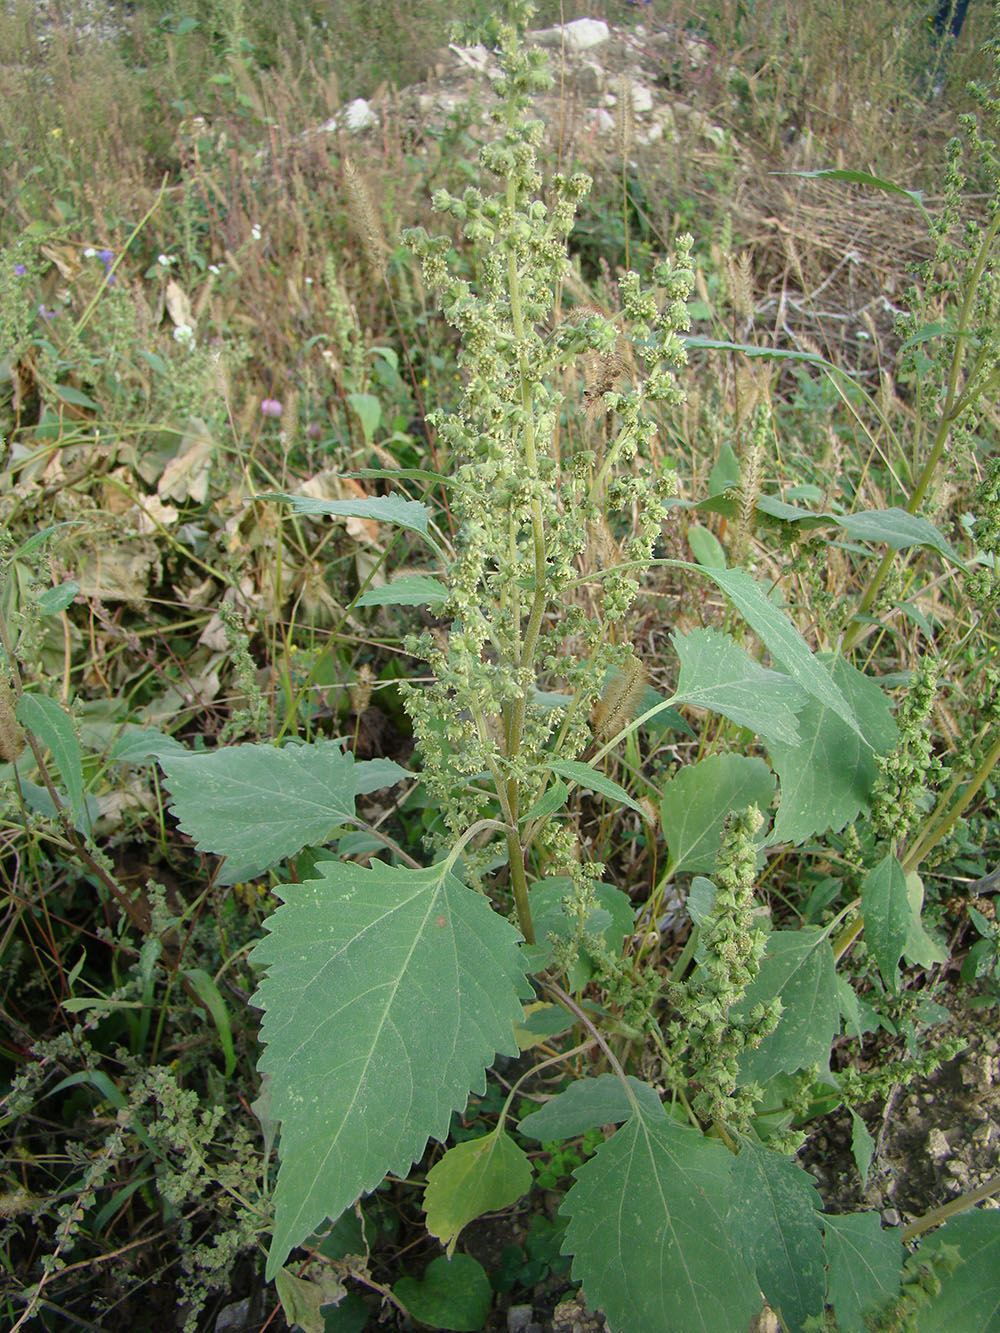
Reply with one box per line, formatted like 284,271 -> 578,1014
547,758 -> 647,818
698,567 -> 864,741
659,754 -> 776,875
913,1211 -> 1000,1331
37,580 -> 78,615
561,1108 -> 759,1333
393,1254 -> 492,1332
424,1129 -> 532,1253
356,574 -> 448,608
673,626 -> 805,745
16,692 -> 85,827
735,929 -> 838,1083
837,507 -> 960,564
824,1212 -> 902,1333
252,859 -> 530,1277
849,1110 -> 875,1186
161,740 -> 356,885
768,655 -> 897,845
518,1074 -> 665,1140
728,1139 -> 826,1332
266,491 -> 432,540
862,854 -> 910,993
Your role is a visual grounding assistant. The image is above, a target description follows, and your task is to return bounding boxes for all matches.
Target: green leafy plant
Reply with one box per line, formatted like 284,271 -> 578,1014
110,8 -> 1000,1331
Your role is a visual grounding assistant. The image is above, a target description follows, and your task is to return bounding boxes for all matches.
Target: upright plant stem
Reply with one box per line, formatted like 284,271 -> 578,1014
844,209 -> 1000,651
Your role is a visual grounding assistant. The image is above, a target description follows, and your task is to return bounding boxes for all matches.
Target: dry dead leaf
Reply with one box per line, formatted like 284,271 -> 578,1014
134,494 -> 179,532
165,278 -> 194,328
41,243 -> 81,281
76,546 -> 157,604
158,418 -> 214,504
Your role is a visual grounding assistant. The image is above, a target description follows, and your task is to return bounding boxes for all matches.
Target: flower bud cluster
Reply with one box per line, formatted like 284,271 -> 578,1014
664,808 -> 779,1128
399,19 -> 694,896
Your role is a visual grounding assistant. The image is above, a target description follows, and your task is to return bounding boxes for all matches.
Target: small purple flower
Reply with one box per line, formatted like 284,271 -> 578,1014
307,423 -> 322,440
38,303 -> 57,320
97,248 -> 116,285
13,263 -> 27,276
261,398 -> 283,418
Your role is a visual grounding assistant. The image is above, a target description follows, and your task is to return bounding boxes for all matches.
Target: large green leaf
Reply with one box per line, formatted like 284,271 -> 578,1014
768,656 -> 897,845
914,1211 -> 1000,1332
423,1129 -> 532,1253
861,854 -> 910,992
685,335 -> 831,369
267,491 -> 433,541
110,725 -> 189,763
824,1212 -> 902,1333
729,1140 -> 826,1332
351,757 -> 410,795
659,754 -> 776,875
160,740 -> 356,884
785,166 -> 925,208
547,758 -> 647,818
734,929 -> 838,1083
393,1254 -> 492,1332
561,1108 -> 759,1333
518,1074 -> 665,1141
345,392 -> 381,444
903,871 -> 948,968
251,859 -> 530,1277
836,507 -> 960,564
698,567 -> 864,741
672,626 -> 806,746
16,692 -> 86,827
356,574 -> 449,608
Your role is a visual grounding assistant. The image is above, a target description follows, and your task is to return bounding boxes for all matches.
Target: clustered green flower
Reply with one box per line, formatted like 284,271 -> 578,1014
870,661 -> 943,846
398,12 -> 693,909
662,807 -> 780,1129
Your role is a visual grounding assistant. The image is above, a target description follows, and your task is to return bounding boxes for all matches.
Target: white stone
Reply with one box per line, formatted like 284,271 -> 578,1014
631,82 -> 654,114
532,19 -> 611,53
587,108 -> 616,134
342,98 -> 376,132
449,43 -> 491,73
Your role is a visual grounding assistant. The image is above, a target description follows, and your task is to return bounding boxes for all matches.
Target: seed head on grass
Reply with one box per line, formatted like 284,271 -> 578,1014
343,156 -> 389,281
